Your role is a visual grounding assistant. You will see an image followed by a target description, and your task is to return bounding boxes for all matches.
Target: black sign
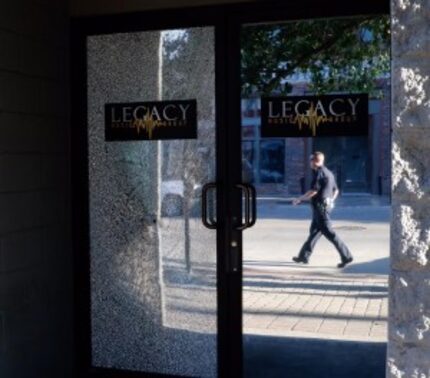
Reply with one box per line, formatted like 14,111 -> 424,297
105,99 -> 197,141
261,94 -> 368,137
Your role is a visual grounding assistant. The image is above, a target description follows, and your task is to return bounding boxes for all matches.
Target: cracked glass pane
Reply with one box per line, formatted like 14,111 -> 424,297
87,27 -> 216,377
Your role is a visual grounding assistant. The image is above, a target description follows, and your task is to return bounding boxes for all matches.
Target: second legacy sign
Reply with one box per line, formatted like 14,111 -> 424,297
261,94 -> 368,137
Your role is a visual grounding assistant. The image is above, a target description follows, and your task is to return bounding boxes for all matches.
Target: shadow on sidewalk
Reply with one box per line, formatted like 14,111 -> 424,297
244,334 -> 386,378
244,257 -> 390,276
342,257 -> 389,275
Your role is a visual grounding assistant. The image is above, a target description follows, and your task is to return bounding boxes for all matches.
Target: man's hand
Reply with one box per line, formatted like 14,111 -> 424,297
292,190 -> 317,205
333,189 -> 339,201
292,198 -> 301,206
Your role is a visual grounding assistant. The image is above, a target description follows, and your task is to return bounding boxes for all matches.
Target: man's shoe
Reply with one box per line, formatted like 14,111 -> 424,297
337,257 -> 353,268
293,256 -> 308,264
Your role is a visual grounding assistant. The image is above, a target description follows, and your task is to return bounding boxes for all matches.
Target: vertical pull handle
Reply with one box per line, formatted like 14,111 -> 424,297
247,184 -> 257,227
201,183 -> 217,229
234,183 -> 257,230
235,184 -> 250,230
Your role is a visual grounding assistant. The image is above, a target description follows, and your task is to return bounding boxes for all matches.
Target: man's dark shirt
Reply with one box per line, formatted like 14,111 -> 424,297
310,165 -> 338,205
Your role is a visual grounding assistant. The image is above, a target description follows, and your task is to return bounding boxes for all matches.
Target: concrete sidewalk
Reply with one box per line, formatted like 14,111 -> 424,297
243,268 -> 387,342
161,201 -> 389,344
243,201 -> 389,342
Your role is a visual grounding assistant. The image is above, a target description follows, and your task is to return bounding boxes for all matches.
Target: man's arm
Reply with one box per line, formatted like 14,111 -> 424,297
292,190 -> 318,205
333,188 -> 339,201
333,173 -> 339,200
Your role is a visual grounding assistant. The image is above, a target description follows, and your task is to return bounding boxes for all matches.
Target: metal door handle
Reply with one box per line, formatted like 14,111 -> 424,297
234,183 -> 257,230
247,183 -> 257,227
201,182 -> 217,229
235,184 -> 250,230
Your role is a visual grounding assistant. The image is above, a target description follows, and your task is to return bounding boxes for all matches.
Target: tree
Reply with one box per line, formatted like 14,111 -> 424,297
241,15 -> 390,98
163,28 -> 216,274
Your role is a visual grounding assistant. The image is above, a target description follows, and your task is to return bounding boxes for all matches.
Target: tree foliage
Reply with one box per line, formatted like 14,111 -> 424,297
241,15 -> 390,98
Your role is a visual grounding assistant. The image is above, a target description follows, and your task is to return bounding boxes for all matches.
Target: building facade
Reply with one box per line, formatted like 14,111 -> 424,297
0,0 -> 429,377
242,77 -> 391,196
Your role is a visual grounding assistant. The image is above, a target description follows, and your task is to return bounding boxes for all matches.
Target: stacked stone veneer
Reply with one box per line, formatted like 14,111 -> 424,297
388,1 -> 430,377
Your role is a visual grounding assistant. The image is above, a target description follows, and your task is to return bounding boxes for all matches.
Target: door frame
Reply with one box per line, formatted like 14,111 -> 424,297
71,1 -> 390,377
226,1 -> 389,377
71,6 -> 240,378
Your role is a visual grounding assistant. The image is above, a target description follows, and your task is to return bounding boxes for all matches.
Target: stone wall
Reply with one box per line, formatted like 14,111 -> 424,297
388,0 -> 430,376
0,1 -> 72,377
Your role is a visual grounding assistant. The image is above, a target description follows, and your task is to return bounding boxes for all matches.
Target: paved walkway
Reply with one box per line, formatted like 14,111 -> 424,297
242,199 -> 389,342
243,268 -> 387,342
162,199 -> 389,343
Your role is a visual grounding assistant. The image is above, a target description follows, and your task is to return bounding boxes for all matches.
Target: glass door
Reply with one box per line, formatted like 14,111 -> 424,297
72,12 -> 241,377
237,9 -> 390,378
86,27 -> 217,377
73,3 -> 390,378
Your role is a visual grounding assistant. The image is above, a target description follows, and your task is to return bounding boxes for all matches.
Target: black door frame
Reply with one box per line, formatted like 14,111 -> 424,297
71,6 -> 243,378
71,1 -> 389,377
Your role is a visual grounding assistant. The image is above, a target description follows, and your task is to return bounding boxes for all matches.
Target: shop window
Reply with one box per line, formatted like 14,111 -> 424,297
259,140 -> 285,183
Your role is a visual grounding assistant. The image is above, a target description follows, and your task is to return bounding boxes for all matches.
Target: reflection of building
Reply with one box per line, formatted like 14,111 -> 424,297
242,78 -> 391,196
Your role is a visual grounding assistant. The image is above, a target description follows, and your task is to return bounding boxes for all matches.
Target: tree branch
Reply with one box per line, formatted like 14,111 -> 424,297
258,17 -> 377,94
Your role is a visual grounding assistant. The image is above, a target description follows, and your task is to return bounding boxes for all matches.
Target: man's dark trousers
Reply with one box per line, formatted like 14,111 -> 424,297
298,201 -> 352,262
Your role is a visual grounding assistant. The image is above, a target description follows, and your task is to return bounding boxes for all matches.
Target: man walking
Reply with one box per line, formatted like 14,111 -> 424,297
292,151 -> 353,268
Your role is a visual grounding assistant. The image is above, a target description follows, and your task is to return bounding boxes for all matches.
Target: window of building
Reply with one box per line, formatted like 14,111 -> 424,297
259,140 -> 285,183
